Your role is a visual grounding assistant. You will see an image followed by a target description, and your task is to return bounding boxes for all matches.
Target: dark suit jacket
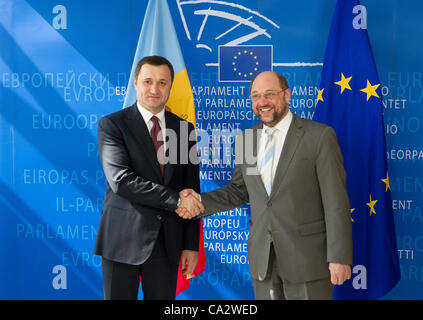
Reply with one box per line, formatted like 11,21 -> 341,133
94,103 -> 200,265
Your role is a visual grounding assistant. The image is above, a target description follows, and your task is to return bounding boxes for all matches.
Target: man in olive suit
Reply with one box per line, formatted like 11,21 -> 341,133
178,71 -> 353,300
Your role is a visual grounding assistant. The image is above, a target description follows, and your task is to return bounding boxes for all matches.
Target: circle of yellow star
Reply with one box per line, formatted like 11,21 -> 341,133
360,80 -> 380,101
231,50 -> 260,79
334,73 -> 352,94
366,194 -> 378,216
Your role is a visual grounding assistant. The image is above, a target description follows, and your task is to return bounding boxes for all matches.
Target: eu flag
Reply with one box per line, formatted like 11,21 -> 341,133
313,0 -> 400,299
219,45 -> 272,82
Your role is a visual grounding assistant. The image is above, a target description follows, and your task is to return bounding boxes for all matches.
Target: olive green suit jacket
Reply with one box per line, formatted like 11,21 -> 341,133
199,114 -> 353,283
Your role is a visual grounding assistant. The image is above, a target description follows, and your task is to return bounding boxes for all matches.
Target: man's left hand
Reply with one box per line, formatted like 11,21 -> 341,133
329,262 -> 351,285
180,250 -> 198,276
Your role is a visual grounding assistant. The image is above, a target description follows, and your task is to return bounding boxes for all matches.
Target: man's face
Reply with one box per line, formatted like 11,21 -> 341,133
250,72 -> 290,127
134,64 -> 172,114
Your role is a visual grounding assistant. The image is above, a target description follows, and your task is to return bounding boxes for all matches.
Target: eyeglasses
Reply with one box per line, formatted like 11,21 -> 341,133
249,89 -> 286,102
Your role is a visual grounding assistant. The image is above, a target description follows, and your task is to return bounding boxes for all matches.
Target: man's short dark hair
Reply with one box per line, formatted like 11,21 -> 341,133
250,71 -> 289,91
134,55 -> 174,82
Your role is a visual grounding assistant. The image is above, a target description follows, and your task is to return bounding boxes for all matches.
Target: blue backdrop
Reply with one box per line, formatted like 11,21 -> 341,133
0,0 -> 422,299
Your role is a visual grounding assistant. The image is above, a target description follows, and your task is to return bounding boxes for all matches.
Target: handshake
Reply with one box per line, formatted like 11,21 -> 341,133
176,189 -> 204,219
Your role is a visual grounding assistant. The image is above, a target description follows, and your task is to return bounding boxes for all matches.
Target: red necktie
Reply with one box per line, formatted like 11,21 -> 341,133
150,116 -> 164,176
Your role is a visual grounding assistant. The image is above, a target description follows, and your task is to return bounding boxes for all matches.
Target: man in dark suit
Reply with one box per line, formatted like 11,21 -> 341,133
94,55 -> 204,300
178,71 -> 352,300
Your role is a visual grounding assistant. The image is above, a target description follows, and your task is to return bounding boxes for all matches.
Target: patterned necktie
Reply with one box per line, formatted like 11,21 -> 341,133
258,127 -> 275,196
150,116 -> 164,176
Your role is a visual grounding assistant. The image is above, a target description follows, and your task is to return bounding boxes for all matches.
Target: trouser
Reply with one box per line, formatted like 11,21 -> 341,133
252,244 -> 333,300
101,227 -> 179,300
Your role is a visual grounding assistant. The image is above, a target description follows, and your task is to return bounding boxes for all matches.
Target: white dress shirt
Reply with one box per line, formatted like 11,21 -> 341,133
257,110 -> 293,184
137,102 -> 166,151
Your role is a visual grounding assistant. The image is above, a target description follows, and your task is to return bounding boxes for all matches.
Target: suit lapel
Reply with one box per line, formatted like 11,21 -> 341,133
124,104 -> 163,182
270,114 -> 304,198
244,123 -> 269,198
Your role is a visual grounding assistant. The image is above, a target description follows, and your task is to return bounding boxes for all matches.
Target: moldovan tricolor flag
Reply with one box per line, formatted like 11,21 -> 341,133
123,0 -> 205,295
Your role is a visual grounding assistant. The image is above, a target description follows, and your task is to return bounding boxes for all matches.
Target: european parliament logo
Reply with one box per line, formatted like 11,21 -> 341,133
219,45 -> 272,82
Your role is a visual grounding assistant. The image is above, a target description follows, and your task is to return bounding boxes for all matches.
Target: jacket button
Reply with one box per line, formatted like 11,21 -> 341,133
267,201 -> 272,207
157,215 -> 163,221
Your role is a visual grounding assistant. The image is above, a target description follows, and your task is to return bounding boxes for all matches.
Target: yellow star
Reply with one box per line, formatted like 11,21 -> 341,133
360,80 -> 380,101
316,88 -> 324,104
350,208 -> 355,222
334,73 -> 352,94
381,171 -> 391,192
366,194 -> 378,216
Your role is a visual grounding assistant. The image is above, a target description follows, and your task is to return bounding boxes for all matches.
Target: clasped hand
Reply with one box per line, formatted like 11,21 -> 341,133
176,189 -> 203,219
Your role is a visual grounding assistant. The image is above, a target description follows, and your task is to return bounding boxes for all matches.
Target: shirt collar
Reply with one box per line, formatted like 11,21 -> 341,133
137,101 -> 166,126
263,109 -> 293,133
